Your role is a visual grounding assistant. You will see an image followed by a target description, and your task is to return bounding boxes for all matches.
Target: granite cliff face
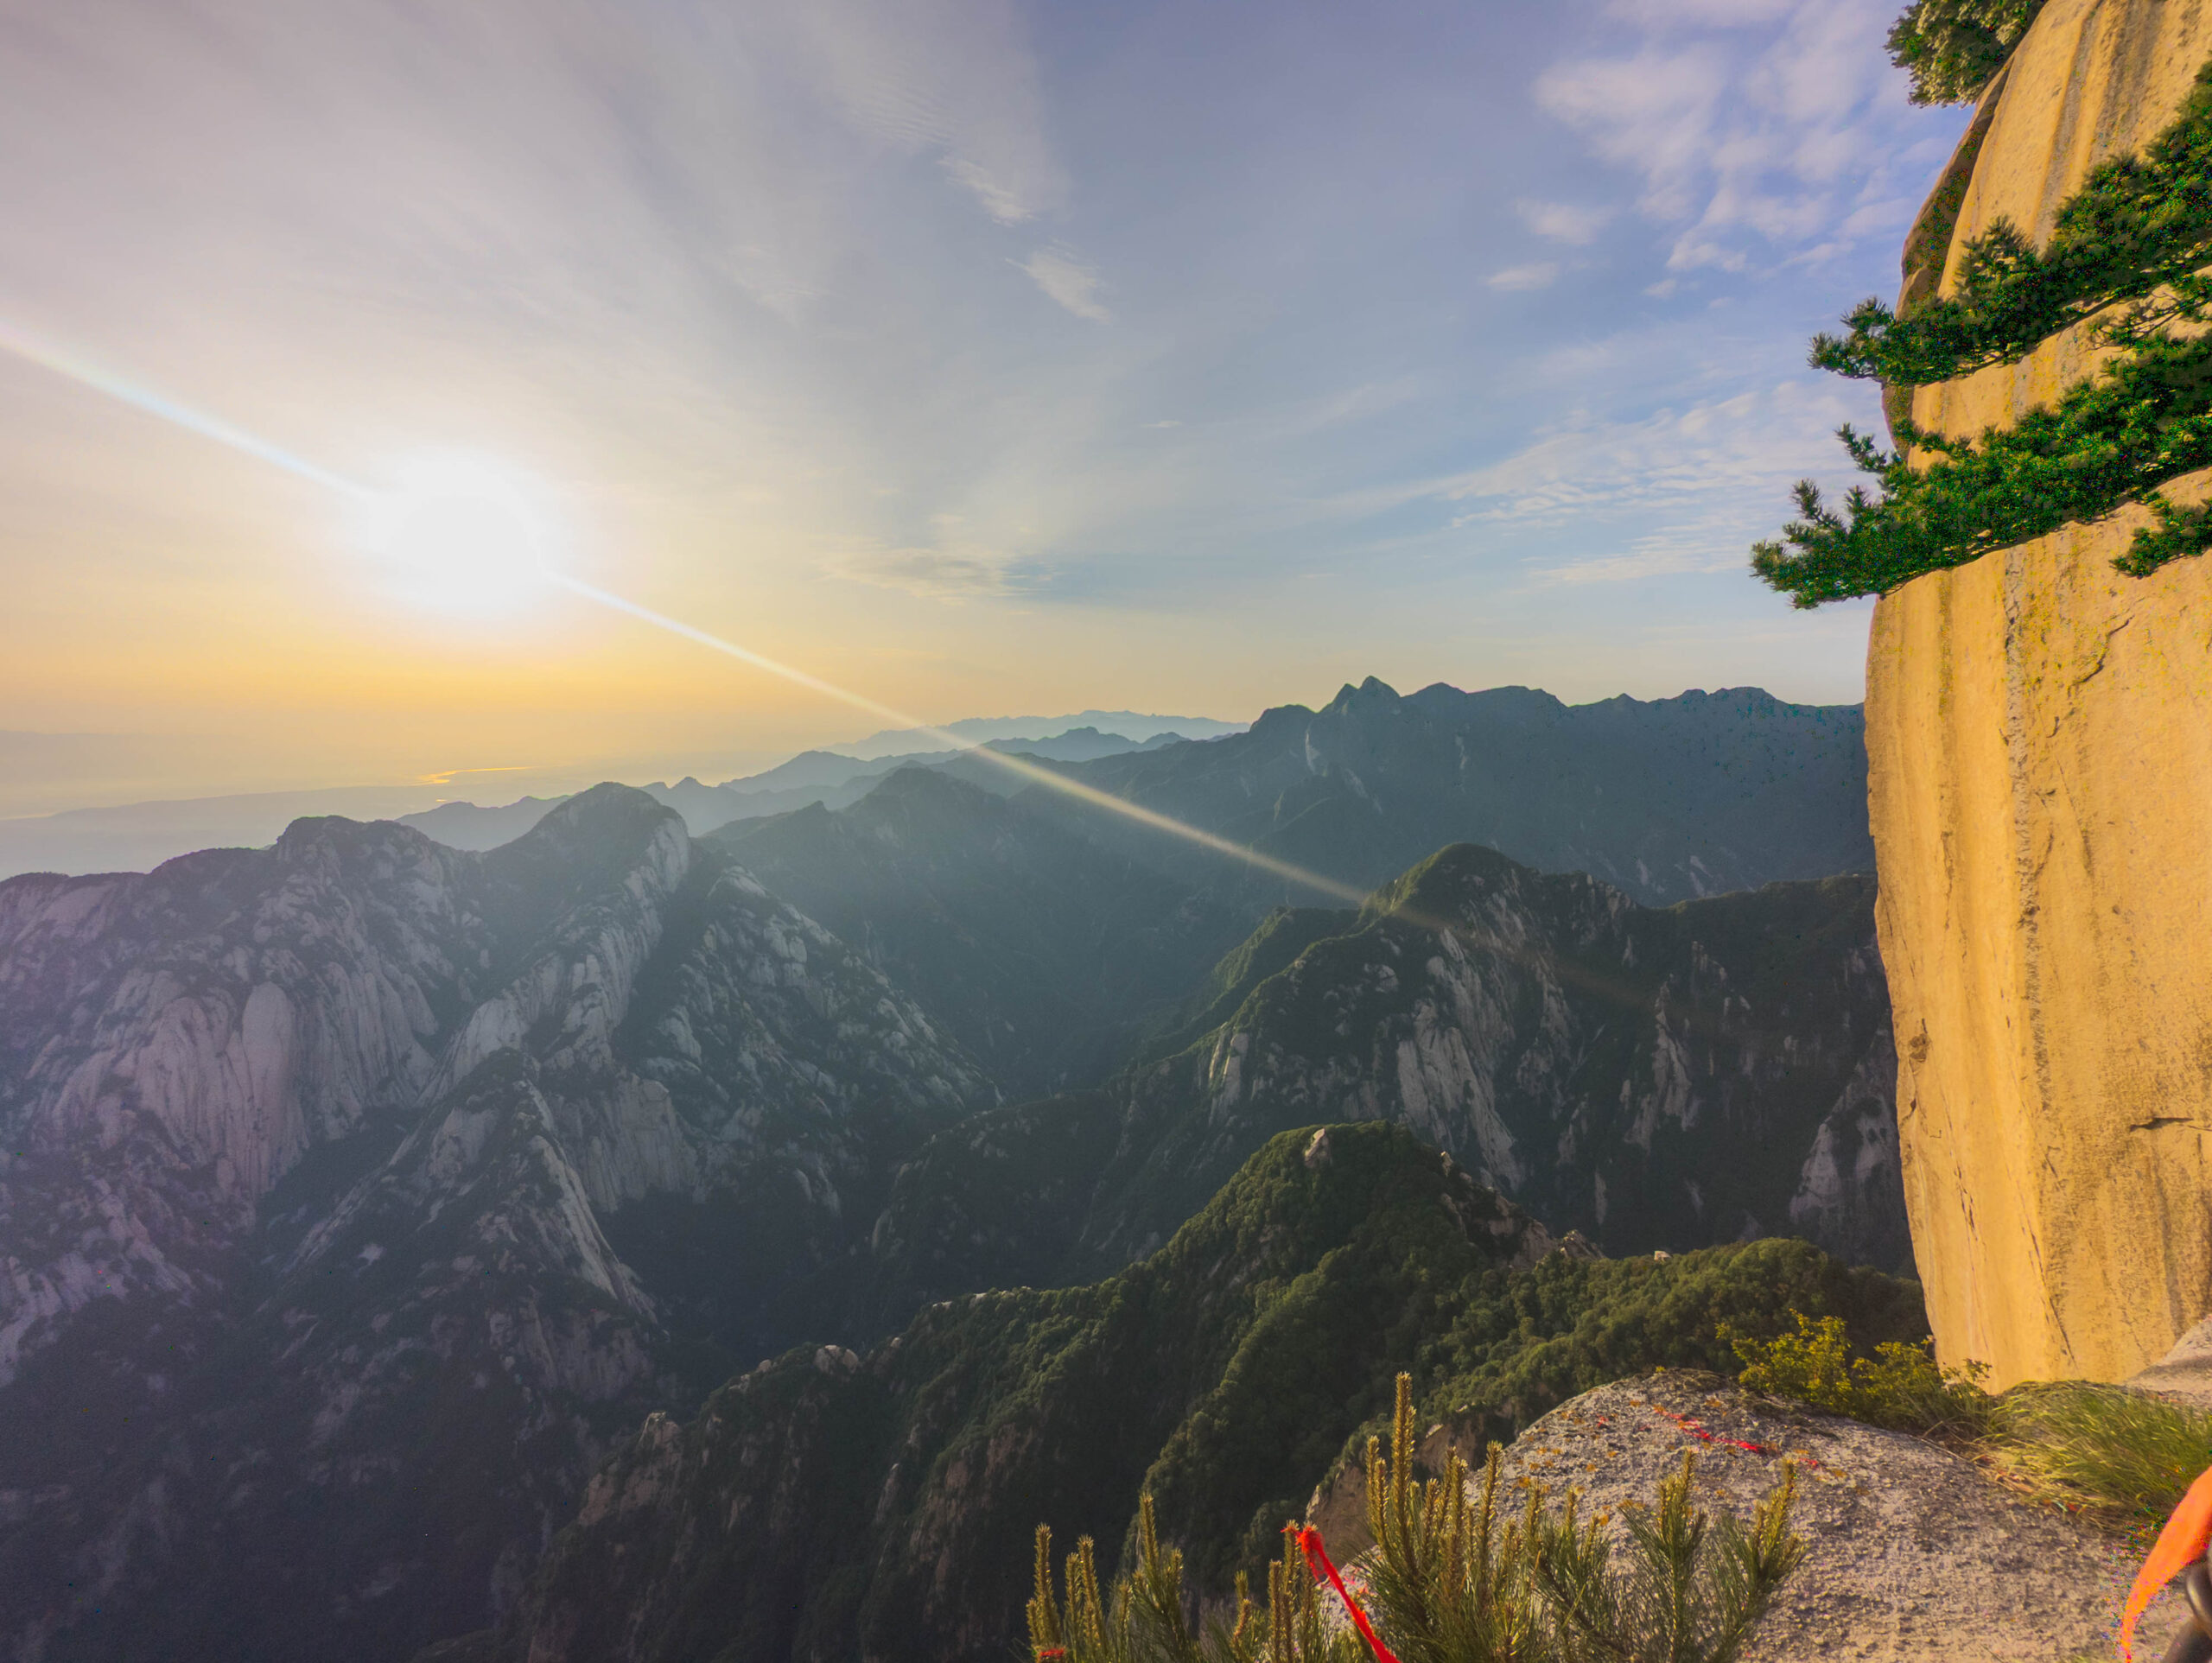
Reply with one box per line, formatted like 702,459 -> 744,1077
1093,848 -> 1904,1272
0,785 -> 993,1663
1868,0 -> 2212,1386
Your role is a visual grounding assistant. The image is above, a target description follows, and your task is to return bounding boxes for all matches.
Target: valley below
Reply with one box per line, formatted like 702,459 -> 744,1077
0,681 -> 1922,1662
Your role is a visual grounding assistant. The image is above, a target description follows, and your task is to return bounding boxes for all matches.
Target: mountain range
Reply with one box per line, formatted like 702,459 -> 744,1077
0,711 -> 1241,880
0,677 -> 1890,1663
400,727 -> 1198,853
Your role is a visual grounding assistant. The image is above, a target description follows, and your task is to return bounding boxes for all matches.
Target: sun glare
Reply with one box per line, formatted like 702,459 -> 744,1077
352,451 -> 562,618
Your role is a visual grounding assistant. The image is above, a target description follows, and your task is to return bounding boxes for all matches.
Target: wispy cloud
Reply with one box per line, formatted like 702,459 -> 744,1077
1447,381 -> 1853,523
823,540 -> 1048,598
1019,245 -> 1111,321
1488,261 -> 1562,292
1534,0 -> 1960,273
1517,200 -> 1612,244
779,0 -> 1065,224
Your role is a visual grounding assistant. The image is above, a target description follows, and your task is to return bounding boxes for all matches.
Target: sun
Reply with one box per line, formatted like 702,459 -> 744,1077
352,451 -> 562,617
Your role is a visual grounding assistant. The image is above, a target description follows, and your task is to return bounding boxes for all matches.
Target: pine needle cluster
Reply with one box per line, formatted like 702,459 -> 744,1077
1023,1376 -> 1807,1663
1752,58 -> 2212,606
1355,1381 -> 1547,1662
1885,0 -> 2044,105
1027,1497 -> 1363,1663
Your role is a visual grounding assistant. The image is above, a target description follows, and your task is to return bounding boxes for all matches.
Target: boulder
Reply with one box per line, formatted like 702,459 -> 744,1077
1491,1372 -> 2179,1662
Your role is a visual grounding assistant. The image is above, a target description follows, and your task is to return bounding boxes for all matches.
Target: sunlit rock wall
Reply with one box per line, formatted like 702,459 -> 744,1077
1870,0 -> 2212,1387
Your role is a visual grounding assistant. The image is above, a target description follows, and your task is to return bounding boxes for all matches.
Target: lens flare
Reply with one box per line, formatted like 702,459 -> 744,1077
350,451 -> 561,617
0,315 -> 1377,908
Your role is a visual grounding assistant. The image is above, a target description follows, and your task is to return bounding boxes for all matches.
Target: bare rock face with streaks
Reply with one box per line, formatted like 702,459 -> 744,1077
0,784 -> 993,1663
1069,845 -> 1904,1278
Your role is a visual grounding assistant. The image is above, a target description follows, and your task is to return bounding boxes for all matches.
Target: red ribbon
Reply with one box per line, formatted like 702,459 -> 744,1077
1648,1405 -> 1821,1470
1296,1526 -> 1402,1663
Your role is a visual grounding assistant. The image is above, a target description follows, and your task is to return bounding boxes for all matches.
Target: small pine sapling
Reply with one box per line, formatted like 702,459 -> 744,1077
1027,1498 -> 1361,1663
1532,1450 -> 1806,1663
1357,1374 -> 1548,1663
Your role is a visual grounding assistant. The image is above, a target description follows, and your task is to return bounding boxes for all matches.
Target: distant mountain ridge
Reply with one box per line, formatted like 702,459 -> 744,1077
0,682 -> 1866,892
0,720 -> 1230,879
833,708 -> 1246,759
1006,679 -> 1872,909
398,727 -> 1200,853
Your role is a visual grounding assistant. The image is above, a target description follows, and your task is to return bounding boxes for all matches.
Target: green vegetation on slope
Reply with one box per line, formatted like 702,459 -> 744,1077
477,1125 -> 1926,1663
1727,1312 -> 2212,1527
1725,1311 -> 1993,1438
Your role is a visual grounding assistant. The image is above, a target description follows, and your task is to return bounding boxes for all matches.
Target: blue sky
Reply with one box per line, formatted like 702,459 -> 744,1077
0,0 -> 1969,802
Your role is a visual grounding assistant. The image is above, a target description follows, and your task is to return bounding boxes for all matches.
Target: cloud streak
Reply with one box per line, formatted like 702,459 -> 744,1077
1019,245 -> 1112,321
1489,261 -> 1563,291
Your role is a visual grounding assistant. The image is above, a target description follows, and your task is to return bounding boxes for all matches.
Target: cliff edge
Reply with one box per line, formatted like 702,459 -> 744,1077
1871,0 -> 2212,1387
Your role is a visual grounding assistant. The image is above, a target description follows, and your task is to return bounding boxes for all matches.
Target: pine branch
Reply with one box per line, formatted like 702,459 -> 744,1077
1811,61 -> 2212,385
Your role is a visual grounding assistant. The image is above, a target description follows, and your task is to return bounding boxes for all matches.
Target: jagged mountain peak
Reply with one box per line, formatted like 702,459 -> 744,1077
1320,674 -> 1404,712
500,779 -> 685,860
849,759 -> 1000,816
1012,676 -> 1871,910
271,810 -> 446,867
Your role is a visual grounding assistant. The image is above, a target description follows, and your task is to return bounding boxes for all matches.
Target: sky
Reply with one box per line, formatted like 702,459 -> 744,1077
0,0 -> 1970,813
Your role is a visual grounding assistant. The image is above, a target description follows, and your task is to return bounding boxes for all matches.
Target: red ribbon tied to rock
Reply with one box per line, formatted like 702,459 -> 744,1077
1295,1526 -> 1402,1663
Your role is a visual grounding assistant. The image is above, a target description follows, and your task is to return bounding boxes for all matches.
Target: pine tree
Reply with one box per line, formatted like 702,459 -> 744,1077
1751,36 -> 2212,605
1885,0 -> 2046,107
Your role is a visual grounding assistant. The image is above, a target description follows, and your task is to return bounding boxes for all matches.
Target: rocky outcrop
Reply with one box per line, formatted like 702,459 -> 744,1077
1473,1373 -> 2177,1662
1867,0 -> 2212,1387
1069,847 -> 1905,1275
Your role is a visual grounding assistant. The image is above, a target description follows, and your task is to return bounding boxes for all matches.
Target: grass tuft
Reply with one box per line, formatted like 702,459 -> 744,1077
1987,1383 -> 2212,1525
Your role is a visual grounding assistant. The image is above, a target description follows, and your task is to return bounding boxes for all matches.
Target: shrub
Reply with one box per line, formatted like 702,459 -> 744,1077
1027,1495 -> 1362,1663
1530,1450 -> 1803,1663
1725,1311 -> 1993,1438
1356,1380 -> 1552,1663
